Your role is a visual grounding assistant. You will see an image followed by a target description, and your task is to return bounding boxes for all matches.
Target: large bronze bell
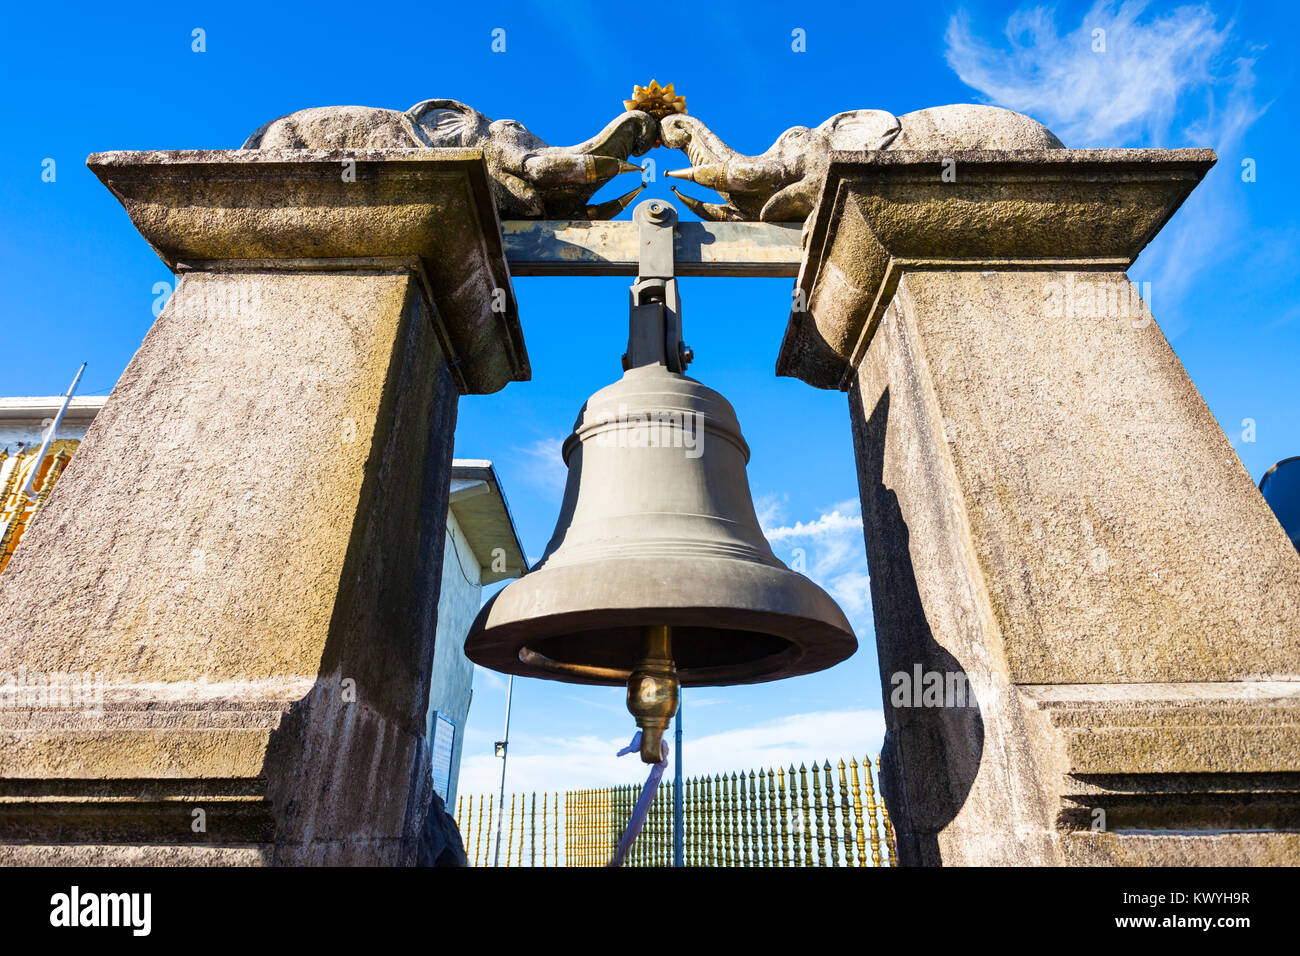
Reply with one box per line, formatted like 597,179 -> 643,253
465,201 -> 856,761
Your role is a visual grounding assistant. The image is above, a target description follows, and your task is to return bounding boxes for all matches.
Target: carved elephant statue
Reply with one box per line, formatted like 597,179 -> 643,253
661,109 -> 901,221
662,104 -> 1063,221
242,99 -> 657,219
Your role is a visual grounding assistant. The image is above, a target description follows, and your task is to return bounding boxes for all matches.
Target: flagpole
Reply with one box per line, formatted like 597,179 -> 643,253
17,362 -> 85,500
673,691 -> 684,867
493,674 -> 514,866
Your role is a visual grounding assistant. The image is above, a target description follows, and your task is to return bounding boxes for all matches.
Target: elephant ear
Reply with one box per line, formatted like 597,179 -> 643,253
818,109 -> 902,151
240,117 -> 275,149
405,99 -> 491,147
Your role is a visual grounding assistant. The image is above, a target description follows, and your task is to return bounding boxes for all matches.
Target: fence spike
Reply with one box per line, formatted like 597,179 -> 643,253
512,790 -> 522,868
849,759 -> 867,868
684,777 -> 694,867
703,775 -> 714,866
730,772 -> 743,867
798,764 -> 814,866
863,755 -> 882,866
765,769 -> 778,867
820,760 -> 838,866
741,770 -> 751,867
836,759 -> 855,867
769,770 -> 780,868
460,794 -> 470,865
811,760 -> 826,865
877,756 -> 897,866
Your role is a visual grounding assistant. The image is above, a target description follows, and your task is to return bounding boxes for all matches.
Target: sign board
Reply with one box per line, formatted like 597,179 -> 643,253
431,713 -> 456,801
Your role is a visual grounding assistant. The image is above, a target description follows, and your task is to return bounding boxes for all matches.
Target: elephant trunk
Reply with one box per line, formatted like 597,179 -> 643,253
562,111 -> 658,159
661,114 -> 795,221
660,114 -> 742,168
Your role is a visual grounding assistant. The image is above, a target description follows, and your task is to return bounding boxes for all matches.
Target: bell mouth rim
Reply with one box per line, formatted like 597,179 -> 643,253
466,605 -> 856,688
465,546 -> 857,688
514,636 -> 806,686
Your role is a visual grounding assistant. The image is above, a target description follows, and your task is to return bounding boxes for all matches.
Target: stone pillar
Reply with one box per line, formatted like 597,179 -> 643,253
779,149 -> 1300,865
0,149 -> 527,864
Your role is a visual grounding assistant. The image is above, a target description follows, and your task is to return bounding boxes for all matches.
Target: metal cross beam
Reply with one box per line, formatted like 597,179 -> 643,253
502,220 -> 804,277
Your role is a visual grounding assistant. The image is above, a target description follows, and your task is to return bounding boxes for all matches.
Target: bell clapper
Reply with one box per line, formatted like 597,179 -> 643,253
626,624 -> 680,763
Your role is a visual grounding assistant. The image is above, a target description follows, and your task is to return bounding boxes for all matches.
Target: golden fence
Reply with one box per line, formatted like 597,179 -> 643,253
456,755 -> 896,867
0,441 -> 77,574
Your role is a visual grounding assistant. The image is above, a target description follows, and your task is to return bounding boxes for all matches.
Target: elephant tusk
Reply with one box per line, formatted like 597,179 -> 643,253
584,183 -> 646,220
665,166 -> 704,183
525,154 -> 640,186
585,156 -> 642,182
669,186 -> 745,222
665,161 -> 784,196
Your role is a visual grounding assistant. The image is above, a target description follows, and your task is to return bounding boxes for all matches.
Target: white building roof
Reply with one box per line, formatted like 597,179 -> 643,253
449,459 -> 528,584
0,396 -> 107,424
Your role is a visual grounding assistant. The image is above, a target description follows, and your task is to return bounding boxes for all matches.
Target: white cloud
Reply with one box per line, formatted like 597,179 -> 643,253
763,506 -> 863,543
944,1 -> 1239,147
761,497 -> 873,637
752,491 -> 787,532
459,732 -> 626,796
457,708 -> 885,797
826,569 -> 873,624
514,436 -> 569,493
943,2 -> 1269,327
474,665 -> 507,693
681,708 -> 886,779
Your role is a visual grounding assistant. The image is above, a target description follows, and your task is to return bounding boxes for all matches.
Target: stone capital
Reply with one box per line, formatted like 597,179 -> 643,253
88,148 -> 529,394
778,148 -> 1216,389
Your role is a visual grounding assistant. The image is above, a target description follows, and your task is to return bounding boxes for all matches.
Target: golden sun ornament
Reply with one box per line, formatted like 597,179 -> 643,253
623,80 -> 687,120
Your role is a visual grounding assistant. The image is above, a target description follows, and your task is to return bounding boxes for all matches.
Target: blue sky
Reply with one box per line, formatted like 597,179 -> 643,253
2,1 -> 1297,795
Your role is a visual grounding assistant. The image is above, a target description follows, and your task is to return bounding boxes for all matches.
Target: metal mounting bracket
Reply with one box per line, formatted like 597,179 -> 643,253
623,200 -> 692,373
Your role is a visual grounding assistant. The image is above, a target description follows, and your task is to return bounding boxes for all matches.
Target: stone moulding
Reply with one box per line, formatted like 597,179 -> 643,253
87,147 -> 530,395
1022,682 -> 1300,863
777,147 -> 1218,390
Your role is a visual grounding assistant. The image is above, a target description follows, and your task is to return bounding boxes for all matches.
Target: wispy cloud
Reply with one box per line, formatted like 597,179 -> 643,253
945,1 -> 1243,146
457,708 -> 885,795
753,491 -> 786,533
762,497 -> 872,634
514,436 -> 569,493
943,1 -> 1270,329
764,506 -> 864,543
681,708 -> 885,778
474,665 -> 507,693
684,696 -> 728,708
563,693 -> 625,713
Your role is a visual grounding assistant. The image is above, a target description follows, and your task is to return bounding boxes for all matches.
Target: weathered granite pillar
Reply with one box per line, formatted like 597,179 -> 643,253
780,149 -> 1300,865
0,150 -> 527,864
